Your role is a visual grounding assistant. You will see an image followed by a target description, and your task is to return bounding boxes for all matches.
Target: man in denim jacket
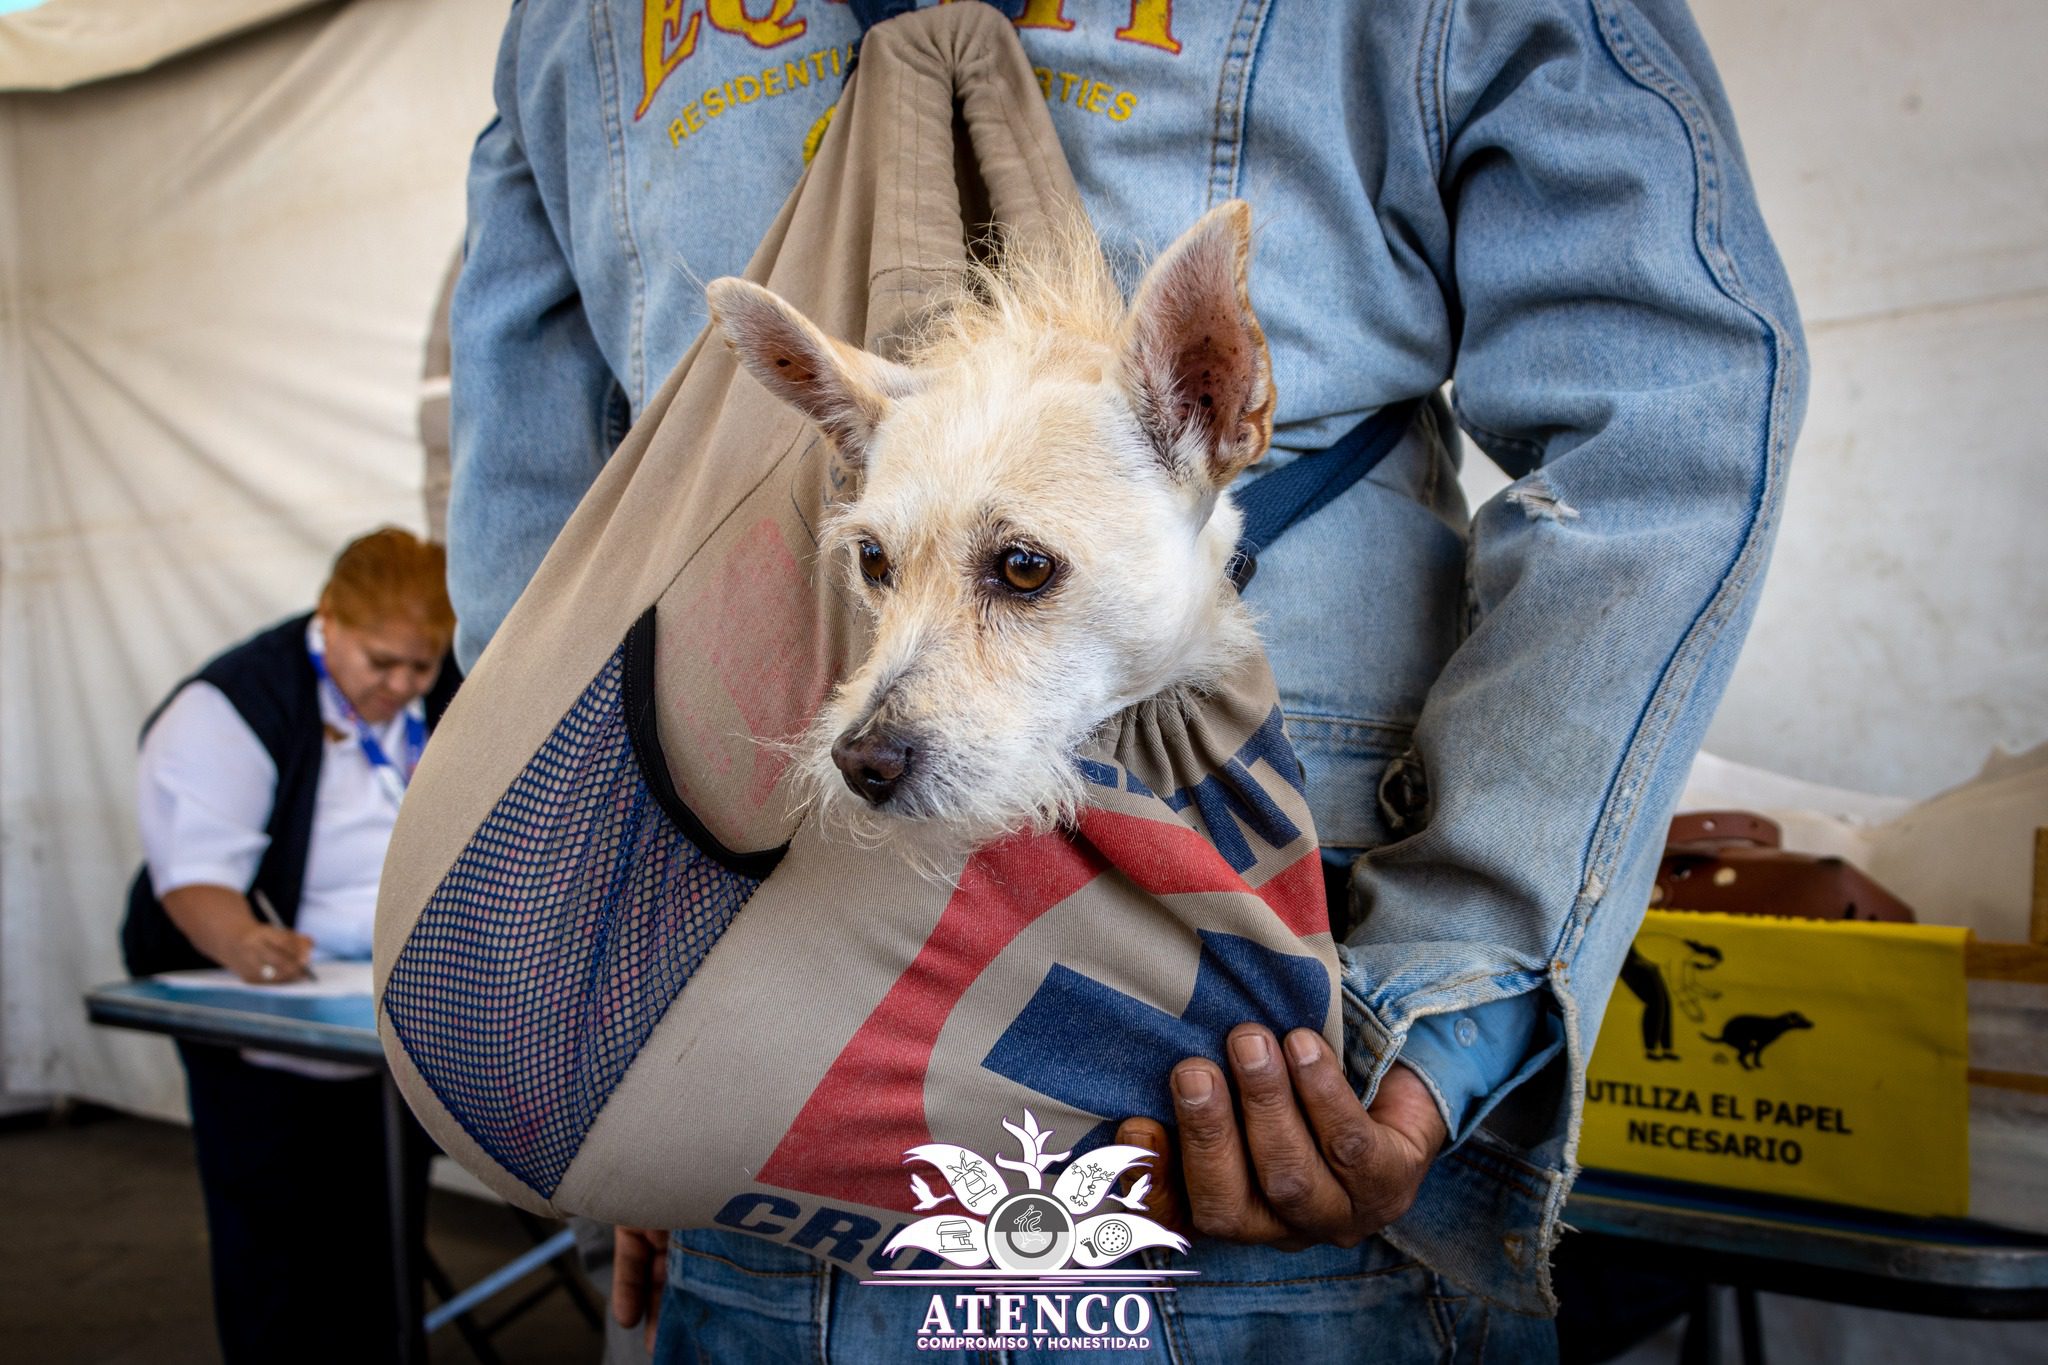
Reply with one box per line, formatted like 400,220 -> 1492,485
448,0 -> 1804,1357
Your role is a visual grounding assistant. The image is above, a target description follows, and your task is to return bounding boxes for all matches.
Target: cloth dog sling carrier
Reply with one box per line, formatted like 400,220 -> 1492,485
376,4 -> 1413,1266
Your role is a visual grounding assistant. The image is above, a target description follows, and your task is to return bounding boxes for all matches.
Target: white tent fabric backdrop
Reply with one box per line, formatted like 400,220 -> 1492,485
0,0 -> 499,1116
0,0 -> 325,91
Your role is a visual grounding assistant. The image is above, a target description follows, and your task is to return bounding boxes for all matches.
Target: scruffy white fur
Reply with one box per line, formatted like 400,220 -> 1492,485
708,202 -> 1276,855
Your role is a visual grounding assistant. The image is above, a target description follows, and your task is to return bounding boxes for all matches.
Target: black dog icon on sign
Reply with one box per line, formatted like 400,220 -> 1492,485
1702,1011 -> 1814,1070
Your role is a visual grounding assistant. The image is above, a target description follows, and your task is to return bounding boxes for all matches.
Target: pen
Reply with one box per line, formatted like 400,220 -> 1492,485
250,888 -> 319,983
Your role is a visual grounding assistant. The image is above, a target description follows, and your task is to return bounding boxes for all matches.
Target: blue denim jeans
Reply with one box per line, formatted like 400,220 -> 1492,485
656,1228 -> 1558,1363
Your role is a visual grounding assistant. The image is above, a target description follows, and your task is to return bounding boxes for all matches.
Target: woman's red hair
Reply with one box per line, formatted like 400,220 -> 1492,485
317,527 -> 455,652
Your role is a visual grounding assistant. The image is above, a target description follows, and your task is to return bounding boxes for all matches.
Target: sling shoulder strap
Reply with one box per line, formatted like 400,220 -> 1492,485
1226,398 -> 1423,590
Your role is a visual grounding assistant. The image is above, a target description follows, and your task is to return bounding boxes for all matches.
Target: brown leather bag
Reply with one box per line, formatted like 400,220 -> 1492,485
1652,811 -> 1917,923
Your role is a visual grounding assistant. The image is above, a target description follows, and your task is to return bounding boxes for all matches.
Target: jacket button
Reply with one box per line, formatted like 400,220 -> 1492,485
1377,747 -> 1430,835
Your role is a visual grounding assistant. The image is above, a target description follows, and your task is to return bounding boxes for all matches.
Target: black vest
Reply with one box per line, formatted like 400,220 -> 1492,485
121,613 -> 459,977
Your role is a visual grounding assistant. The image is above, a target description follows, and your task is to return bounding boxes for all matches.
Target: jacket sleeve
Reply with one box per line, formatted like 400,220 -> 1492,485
446,2 -> 624,673
1342,0 -> 1807,1156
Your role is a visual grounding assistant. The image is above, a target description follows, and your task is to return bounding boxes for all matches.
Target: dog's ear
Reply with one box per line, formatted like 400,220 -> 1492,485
1117,201 -> 1275,495
707,278 -> 919,477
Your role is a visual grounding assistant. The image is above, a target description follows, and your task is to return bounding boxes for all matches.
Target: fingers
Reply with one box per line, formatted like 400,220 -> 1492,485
1368,1062 -> 1451,1167
643,1229 -> 668,1354
612,1225 -> 669,1344
1225,1026 -> 1357,1244
1168,1027 -> 1450,1252
234,927 -> 307,984
1172,1058 -> 1289,1244
1284,1030 -> 1414,1230
1114,1117 -> 1182,1232
257,928 -> 311,982
1283,1029 -> 1382,1182
612,1226 -> 650,1328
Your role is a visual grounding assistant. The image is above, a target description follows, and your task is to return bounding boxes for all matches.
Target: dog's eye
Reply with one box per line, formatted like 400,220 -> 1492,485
857,539 -> 892,586
997,547 -> 1054,594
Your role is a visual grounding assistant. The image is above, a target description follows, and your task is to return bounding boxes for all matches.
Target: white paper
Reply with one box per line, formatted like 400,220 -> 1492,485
150,959 -> 374,999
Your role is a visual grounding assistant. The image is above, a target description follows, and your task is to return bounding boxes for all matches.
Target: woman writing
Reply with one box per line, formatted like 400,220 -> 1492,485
122,526 -> 458,1364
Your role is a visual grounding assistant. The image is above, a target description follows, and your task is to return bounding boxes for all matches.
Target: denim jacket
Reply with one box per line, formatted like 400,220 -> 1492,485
448,0 -> 1804,1317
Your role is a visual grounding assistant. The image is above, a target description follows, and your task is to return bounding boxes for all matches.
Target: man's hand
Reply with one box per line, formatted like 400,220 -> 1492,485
1117,1024 -> 1448,1251
612,1225 -> 670,1354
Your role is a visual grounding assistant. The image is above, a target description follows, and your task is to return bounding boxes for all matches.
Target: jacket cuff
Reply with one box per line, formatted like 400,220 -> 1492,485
1395,995 -> 1558,1148
1342,976 -> 1574,1315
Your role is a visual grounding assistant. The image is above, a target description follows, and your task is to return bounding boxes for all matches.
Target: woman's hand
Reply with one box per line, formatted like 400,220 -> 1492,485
159,884 -> 314,984
221,922 -> 316,985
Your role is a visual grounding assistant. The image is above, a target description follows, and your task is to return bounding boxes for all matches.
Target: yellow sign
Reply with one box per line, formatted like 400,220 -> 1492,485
1581,909 -> 1970,1216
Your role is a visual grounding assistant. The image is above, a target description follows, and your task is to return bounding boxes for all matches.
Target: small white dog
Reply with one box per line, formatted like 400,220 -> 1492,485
707,201 -> 1274,849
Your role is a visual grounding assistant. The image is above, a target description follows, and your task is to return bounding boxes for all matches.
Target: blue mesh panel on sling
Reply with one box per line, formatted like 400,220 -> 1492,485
384,642 -> 760,1198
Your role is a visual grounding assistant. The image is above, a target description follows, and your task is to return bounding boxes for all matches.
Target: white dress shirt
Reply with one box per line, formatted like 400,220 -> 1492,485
135,619 -> 422,1077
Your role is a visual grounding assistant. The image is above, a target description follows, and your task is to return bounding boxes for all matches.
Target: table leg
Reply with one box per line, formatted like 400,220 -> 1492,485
383,1069 -> 426,1365
1680,1284 -> 1723,1365
511,1208 -> 606,1329
424,1250 -> 506,1365
1736,1286 -> 1766,1365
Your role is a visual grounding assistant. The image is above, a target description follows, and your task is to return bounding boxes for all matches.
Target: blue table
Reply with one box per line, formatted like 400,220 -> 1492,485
1566,1169 -> 2048,1362
87,977 -> 386,1062
85,978 -> 585,1365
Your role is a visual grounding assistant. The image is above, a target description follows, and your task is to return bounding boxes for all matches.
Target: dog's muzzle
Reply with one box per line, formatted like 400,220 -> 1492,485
832,727 -> 916,806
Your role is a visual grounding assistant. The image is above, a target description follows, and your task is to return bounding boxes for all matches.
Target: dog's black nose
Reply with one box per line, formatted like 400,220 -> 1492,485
832,729 -> 915,806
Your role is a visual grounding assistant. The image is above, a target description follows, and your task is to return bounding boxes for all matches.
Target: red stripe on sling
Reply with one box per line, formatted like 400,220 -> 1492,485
756,828 -> 1105,1210
1079,807 -> 1327,939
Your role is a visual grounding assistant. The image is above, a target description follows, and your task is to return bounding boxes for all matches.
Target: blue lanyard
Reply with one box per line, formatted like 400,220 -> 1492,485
307,639 -> 426,795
